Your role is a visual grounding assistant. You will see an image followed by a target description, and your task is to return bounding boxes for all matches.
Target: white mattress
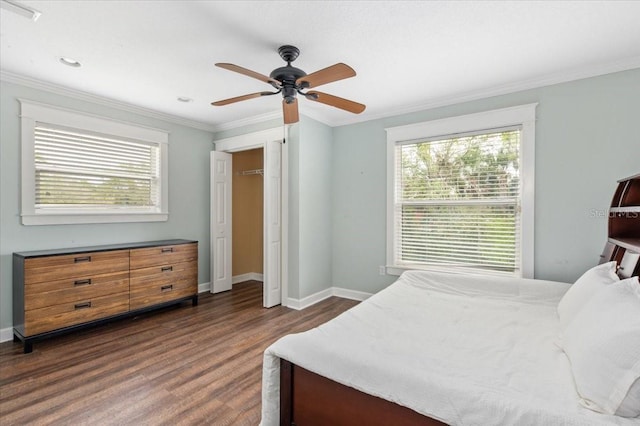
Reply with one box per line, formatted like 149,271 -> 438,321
261,270 -> 639,425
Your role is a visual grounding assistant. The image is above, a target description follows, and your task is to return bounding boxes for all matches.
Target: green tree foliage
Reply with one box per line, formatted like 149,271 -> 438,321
400,130 -> 519,200
36,171 -> 153,207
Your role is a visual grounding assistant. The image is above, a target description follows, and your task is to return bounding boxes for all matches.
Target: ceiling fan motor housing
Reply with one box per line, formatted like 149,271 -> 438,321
271,49 -> 307,102
270,66 -> 306,86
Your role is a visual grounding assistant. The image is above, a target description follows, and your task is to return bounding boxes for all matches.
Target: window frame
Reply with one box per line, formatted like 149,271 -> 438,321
20,99 -> 169,225
386,104 -> 537,278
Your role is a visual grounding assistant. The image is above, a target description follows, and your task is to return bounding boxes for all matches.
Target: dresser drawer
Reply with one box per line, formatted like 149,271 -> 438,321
24,292 -> 129,336
129,243 -> 197,270
130,258 -> 197,309
24,250 -> 130,285
130,260 -> 197,283
129,284 -> 196,310
25,271 -> 130,311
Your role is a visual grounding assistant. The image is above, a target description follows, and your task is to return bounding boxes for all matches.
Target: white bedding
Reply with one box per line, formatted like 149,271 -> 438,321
261,270 -> 639,425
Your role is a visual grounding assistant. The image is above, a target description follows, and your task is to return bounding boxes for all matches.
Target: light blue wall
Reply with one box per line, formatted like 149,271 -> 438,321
297,116 -> 333,298
0,81 -> 215,330
331,68 -> 640,293
286,123 -> 301,299
331,121 -> 393,292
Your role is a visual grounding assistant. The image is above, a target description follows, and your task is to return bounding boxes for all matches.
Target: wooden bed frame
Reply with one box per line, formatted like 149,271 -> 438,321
279,359 -> 446,426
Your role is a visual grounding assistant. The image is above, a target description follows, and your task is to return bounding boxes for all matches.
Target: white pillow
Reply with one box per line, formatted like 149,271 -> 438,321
562,276 -> 640,416
557,261 -> 619,332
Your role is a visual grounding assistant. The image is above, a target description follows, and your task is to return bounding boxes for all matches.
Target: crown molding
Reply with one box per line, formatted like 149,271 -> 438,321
212,109 -> 282,132
331,56 -> 640,127
0,70 -> 218,132
210,107 -> 331,132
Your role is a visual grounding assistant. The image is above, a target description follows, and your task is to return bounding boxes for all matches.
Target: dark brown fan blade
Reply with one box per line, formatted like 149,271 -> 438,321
215,63 -> 281,86
306,91 -> 366,114
283,99 -> 299,124
296,63 -> 356,89
211,92 -> 274,106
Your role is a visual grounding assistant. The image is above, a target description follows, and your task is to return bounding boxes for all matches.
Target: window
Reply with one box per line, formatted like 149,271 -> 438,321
20,100 -> 169,225
386,104 -> 536,278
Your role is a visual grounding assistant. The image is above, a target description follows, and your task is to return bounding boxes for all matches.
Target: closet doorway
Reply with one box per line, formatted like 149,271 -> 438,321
210,127 -> 287,308
232,148 -> 264,286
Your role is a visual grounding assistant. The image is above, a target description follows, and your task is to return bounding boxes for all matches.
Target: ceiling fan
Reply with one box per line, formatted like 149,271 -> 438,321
211,45 -> 366,124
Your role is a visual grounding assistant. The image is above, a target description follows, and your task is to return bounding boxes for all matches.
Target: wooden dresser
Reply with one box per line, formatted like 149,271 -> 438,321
13,239 -> 198,353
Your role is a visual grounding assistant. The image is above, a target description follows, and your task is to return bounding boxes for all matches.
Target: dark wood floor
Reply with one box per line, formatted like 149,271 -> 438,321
0,281 -> 358,425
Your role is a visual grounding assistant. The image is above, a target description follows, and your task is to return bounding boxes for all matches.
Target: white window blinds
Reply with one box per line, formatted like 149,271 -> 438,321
34,124 -> 161,210
394,127 -> 521,274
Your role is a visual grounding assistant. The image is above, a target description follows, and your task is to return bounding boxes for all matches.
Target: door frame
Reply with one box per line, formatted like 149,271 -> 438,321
213,126 -> 289,307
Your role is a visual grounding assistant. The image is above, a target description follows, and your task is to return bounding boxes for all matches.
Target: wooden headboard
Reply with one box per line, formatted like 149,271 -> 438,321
601,173 -> 640,278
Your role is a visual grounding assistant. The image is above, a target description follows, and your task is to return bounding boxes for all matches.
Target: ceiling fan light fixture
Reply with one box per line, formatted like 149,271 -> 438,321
59,57 -> 81,67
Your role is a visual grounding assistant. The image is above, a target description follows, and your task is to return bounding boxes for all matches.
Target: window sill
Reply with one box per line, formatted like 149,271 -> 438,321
21,212 -> 169,226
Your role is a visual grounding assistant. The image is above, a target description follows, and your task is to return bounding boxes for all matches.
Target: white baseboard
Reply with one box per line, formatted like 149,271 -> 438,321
1,327 -> 14,343
287,287 -> 372,310
198,281 -> 211,293
286,288 -> 333,310
232,272 -> 264,284
332,287 -> 372,302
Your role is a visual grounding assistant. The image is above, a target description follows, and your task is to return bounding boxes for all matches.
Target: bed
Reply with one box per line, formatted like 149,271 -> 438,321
261,268 -> 640,425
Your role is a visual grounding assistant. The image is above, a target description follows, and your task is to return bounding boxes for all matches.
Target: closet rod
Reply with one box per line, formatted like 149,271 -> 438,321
238,169 -> 264,176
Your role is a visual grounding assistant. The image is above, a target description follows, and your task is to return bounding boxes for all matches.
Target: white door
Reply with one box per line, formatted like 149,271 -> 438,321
263,139 -> 282,307
210,151 -> 232,293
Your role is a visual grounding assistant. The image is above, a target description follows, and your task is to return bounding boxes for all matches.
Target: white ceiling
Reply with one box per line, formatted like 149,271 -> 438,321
2,1 -> 640,130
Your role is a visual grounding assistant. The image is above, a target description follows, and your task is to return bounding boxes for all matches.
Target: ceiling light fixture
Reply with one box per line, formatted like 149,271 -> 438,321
59,57 -> 81,67
0,0 -> 41,21
177,97 -> 193,103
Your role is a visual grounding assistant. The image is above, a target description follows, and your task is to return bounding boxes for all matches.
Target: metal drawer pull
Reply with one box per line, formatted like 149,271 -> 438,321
161,266 -> 173,272
74,279 -> 92,286
161,285 -> 173,292
74,301 -> 92,309
74,256 -> 91,263
161,247 -> 174,253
